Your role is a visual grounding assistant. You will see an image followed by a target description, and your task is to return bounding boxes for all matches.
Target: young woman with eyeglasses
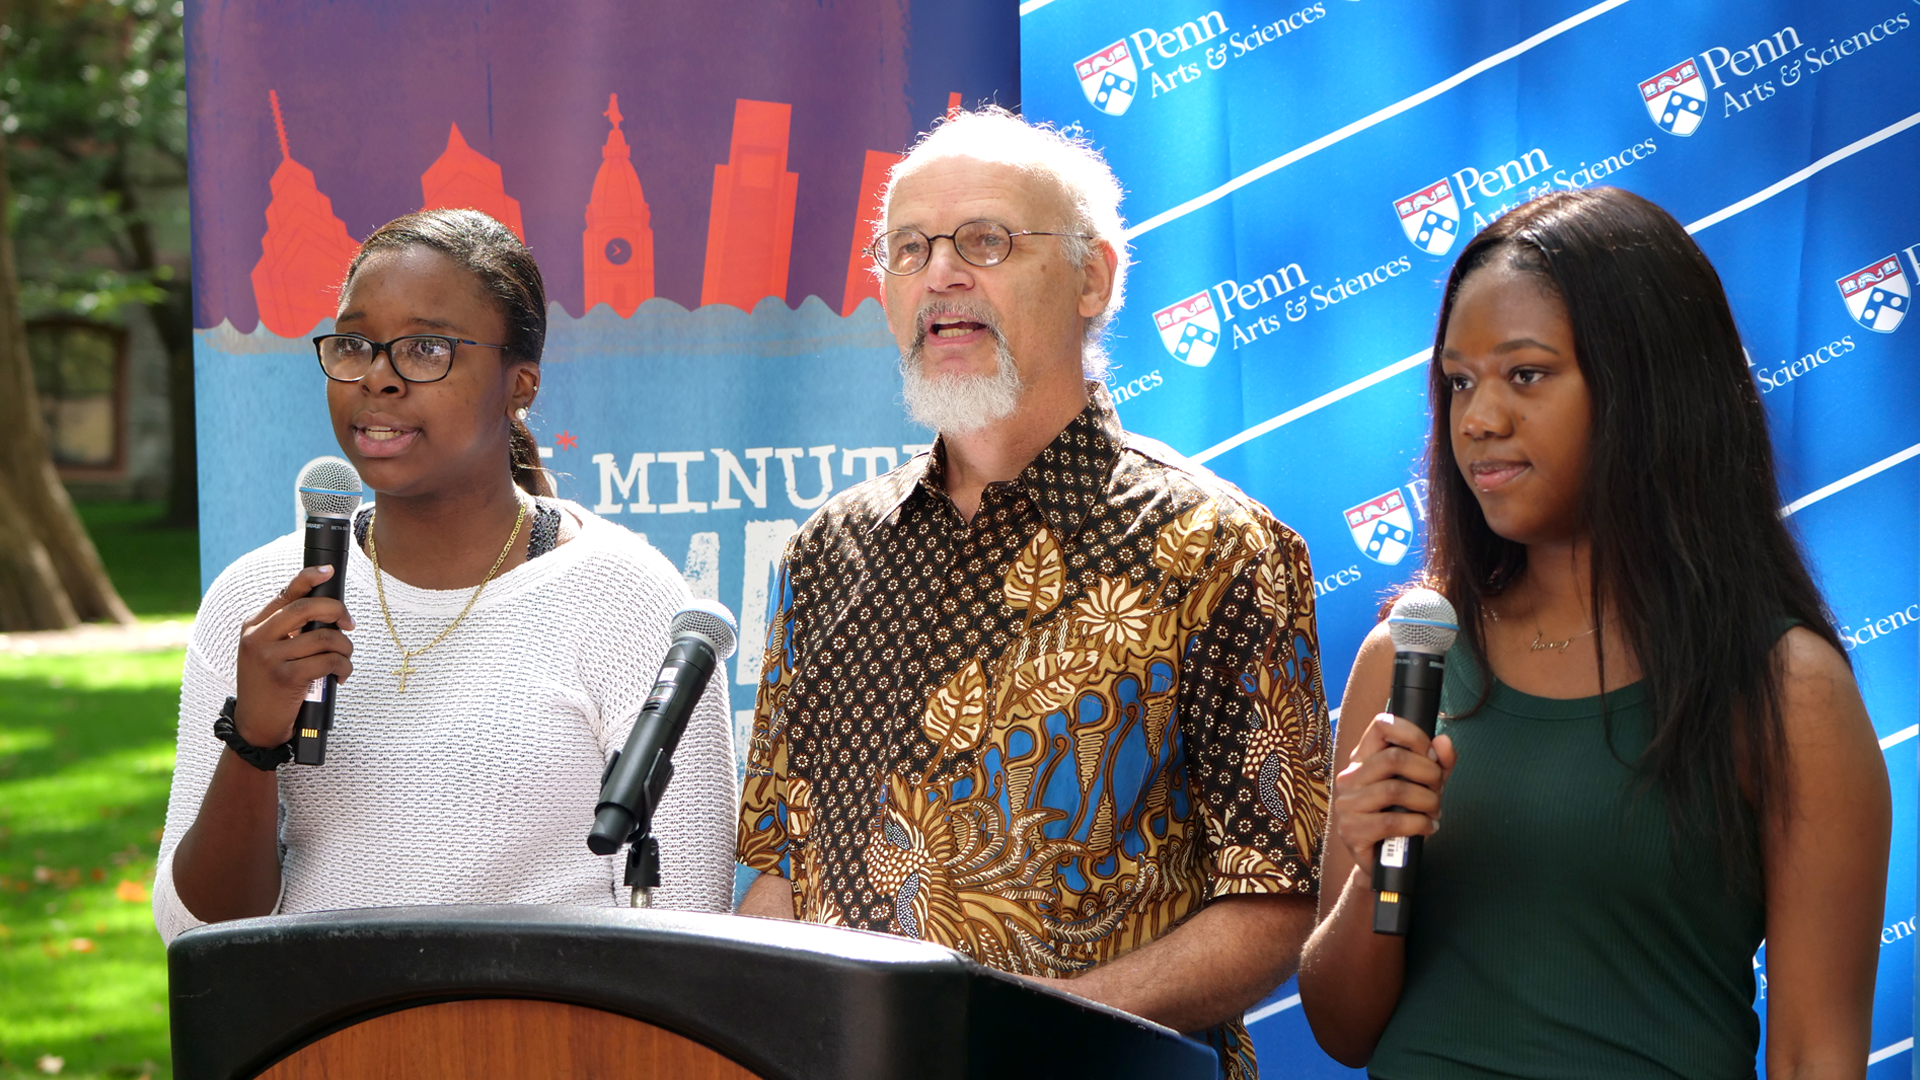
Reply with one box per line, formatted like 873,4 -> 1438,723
1297,188 -> 1890,1077
155,210 -> 737,940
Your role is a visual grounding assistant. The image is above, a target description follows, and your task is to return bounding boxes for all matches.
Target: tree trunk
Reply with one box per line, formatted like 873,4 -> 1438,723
0,129 -> 134,629
0,462 -> 79,631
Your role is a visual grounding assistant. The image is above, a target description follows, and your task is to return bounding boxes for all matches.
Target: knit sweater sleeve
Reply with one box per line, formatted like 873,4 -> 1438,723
571,517 -> 738,913
153,535 -> 300,944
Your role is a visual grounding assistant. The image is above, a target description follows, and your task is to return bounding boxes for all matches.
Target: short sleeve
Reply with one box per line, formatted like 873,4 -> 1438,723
1175,525 -> 1333,898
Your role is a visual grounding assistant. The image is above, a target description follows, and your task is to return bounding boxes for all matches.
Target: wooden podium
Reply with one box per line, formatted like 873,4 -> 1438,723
167,905 -> 1219,1079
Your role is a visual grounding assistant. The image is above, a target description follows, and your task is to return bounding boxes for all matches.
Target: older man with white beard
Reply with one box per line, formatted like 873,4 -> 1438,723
736,108 -> 1332,1080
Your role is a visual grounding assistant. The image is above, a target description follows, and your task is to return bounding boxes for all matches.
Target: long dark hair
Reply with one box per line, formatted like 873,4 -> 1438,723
344,208 -> 553,497
1422,187 -> 1840,869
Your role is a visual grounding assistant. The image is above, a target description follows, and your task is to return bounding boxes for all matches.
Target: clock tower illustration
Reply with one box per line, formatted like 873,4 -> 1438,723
582,94 -> 656,316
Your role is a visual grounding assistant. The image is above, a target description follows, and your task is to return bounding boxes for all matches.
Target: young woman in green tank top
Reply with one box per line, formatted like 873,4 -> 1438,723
1297,188 -> 1891,1079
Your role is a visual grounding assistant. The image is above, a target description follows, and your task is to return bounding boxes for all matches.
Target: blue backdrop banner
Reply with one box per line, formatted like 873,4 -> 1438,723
1021,0 -> 1917,1074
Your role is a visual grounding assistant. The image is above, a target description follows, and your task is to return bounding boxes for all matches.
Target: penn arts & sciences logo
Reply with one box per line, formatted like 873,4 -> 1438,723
1393,178 -> 1460,256
1634,19 -> 1910,133
1073,10 -> 1331,113
1638,59 -> 1707,136
1075,41 -> 1139,116
1837,254 -> 1909,333
1344,487 -> 1417,566
1153,291 -> 1221,367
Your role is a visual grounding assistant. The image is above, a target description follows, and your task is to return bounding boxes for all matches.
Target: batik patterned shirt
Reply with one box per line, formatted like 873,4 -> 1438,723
738,387 -> 1332,1079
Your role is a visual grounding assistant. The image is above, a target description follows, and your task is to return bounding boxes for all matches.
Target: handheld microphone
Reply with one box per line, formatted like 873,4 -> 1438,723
588,600 -> 738,905
293,458 -> 363,767
1372,588 -> 1459,935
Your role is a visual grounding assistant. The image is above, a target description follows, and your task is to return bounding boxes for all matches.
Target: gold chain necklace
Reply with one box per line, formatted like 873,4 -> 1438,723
366,498 -> 528,692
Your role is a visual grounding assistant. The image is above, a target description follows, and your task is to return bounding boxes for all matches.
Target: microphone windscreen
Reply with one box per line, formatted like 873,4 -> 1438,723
671,599 -> 739,660
297,457 -> 364,518
1387,588 -> 1459,656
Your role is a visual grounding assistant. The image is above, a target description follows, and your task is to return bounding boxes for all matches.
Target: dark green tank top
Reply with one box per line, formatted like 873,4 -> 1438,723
1367,640 -> 1764,1080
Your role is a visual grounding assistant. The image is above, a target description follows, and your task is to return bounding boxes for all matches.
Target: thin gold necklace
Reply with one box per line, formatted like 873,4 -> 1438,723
366,498 -> 528,692
1486,601 -> 1602,653
1529,623 -> 1601,654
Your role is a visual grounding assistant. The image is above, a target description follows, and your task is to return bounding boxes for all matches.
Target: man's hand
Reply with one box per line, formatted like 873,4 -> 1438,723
1034,893 -> 1315,1034
737,870 -> 797,919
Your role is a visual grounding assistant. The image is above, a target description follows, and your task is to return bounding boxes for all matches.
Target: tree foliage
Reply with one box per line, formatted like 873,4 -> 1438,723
3,0 -> 186,315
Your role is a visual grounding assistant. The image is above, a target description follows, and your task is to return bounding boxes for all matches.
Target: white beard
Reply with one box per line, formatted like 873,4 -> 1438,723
899,322 -> 1023,436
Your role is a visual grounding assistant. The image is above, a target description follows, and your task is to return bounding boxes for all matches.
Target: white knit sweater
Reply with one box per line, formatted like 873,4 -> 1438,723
154,503 -> 737,943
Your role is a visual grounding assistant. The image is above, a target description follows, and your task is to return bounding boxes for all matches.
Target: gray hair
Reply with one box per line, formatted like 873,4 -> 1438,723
878,107 -> 1128,378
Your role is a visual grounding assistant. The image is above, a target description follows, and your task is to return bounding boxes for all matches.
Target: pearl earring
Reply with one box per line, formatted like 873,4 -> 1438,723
513,407 -> 528,422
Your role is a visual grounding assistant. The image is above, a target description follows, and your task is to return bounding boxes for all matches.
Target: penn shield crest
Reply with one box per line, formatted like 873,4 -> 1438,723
1394,179 -> 1461,256
1153,291 -> 1220,367
1075,40 -> 1139,116
1639,59 -> 1707,136
1837,255 -> 1910,333
1344,488 -> 1415,566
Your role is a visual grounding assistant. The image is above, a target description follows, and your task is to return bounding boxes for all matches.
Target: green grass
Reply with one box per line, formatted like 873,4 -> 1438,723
71,503 -> 199,621
0,651 -> 181,1079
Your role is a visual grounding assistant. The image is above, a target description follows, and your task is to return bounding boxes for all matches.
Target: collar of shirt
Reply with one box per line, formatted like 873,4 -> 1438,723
875,380 -> 1126,541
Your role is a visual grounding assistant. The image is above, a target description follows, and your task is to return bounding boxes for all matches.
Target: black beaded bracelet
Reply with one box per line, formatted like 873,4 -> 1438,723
212,696 -> 294,771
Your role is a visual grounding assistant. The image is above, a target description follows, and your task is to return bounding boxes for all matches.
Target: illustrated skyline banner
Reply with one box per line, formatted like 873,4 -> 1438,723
1022,0 -> 1919,1075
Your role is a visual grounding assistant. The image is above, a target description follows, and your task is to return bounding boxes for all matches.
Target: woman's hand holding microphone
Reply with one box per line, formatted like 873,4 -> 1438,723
1332,712 -> 1455,872
232,565 -> 356,750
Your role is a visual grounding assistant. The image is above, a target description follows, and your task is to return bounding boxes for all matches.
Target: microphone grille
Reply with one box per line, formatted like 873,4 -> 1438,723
671,599 -> 738,661
1387,588 -> 1459,655
297,457 -> 364,518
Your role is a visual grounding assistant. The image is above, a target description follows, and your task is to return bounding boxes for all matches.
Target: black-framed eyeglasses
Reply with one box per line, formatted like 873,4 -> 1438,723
312,334 -> 508,384
869,220 -> 1094,276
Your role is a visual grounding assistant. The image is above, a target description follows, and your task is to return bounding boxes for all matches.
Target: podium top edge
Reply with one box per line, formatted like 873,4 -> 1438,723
170,903 -> 970,967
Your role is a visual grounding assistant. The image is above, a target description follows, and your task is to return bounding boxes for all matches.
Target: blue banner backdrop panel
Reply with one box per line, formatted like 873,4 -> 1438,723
187,1 -> 1016,771
1022,0 -> 1917,1075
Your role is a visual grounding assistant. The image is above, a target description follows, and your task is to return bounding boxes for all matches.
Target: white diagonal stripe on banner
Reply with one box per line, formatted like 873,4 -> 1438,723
1245,993 -> 1301,1025
1687,112 -> 1920,234
1781,443 -> 1920,518
1881,725 -> 1919,752
1192,350 -> 1428,463
1018,0 -> 1057,15
1124,0 -> 1634,240
1868,1037 -> 1913,1065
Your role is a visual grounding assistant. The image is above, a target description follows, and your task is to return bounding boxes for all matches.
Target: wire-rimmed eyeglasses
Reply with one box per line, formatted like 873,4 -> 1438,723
313,334 -> 508,384
869,220 -> 1093,276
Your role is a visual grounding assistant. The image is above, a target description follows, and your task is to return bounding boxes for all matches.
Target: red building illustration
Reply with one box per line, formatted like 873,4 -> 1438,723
841,149 -> 902,315
582,94 -> 655,317
420,122 -> 525,240
250,90 -> 360,338
700,99 -> 799,311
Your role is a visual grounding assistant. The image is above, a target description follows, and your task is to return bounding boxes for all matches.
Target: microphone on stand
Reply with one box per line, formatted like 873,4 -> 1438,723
293,458 -> 363,767
1373,588 -> 1459,935
588,599 -> 738,907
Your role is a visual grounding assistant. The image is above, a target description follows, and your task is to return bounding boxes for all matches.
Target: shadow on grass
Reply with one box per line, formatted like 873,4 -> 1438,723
0,651 -> 182,1079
